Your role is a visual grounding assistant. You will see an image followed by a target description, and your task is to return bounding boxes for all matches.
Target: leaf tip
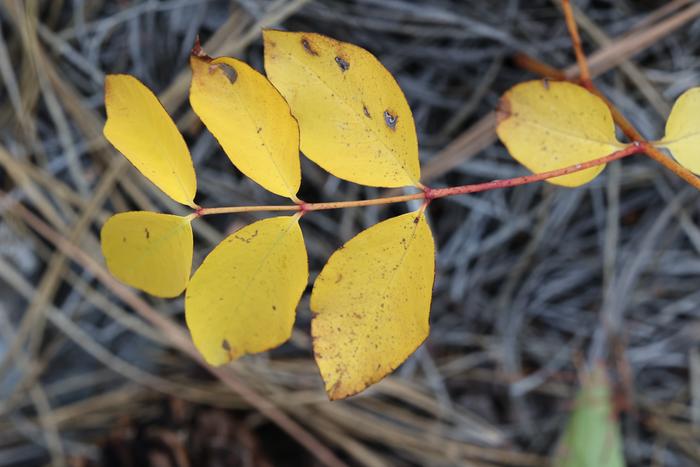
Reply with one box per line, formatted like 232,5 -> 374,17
191,35 -> 207,58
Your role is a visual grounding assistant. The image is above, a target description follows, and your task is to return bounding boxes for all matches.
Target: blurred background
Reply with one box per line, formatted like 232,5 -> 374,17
1,0 -> 700,465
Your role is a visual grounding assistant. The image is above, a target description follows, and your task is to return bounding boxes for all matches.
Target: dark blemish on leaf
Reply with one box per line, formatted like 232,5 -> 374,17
301,37 -> 319,56
413,216 -> 420,224
144,228 -> 150,239
272,305 -> 277,310
216,63 -> 237,83
496,97 -> 512,124
257,127 -> 262,134
122,237 -> 126,243
335,273 -> 343,284
384,110 -> 398,130
363,104 -> 371,118
221,339 -> 231,351
335,56 -> 349,71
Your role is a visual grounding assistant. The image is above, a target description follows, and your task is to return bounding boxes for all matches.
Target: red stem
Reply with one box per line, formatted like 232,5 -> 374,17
198,144 -> 644,217
426,143 -> 642,199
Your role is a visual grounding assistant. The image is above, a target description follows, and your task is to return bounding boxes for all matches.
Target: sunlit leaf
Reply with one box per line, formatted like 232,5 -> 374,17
310,210 -> 435,399
185,216 -> 307,365
554,366 -> 625,467
659,87 -> 700,174
189,48 -> 301,199
263,30 -> 421,188
103,75 -> 197,207
101,211 -> 193,298
496,80 -> 623,187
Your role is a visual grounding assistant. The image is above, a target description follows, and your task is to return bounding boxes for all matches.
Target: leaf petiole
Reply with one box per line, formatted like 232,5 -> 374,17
195,143 -> 645,218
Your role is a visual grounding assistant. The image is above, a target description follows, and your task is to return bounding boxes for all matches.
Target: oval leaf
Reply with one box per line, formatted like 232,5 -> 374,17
263,30 -> 421,188
310,210 -> 435,400
496,80 -> 622,187
186,216 -> 308,365
190,50 -> 301,199
103,75 -> 197,207
659,87 -> 700,174
554,366 -> 625,467
101,211 -> 193,298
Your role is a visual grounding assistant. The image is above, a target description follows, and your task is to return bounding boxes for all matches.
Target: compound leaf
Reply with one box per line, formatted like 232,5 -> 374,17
186,216 -> 307,366
659,87 -> 700,174
101,211 -> 193,298
496,80 -> 622,187
554,366 -> 625,467
190,49 -> 301,199
263,30 -> 421,188
311,210 -> 435,400
103,75 -> 197,207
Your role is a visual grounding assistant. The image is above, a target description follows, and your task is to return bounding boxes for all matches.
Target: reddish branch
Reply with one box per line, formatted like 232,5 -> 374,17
197,144 -> 645,217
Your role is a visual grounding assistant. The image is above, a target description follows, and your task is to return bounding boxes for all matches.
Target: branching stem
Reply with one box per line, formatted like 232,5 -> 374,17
196,144 -> 644,218
514,41 -> 700,192
562,0 -> 592,88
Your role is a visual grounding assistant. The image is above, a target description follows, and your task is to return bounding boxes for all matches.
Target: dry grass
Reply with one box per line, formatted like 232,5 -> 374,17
1,0 -> 700,465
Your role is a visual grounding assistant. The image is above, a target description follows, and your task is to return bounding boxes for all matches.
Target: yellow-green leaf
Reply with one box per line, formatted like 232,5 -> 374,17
263,30 -> 421,188
185,216 -> 307,365
101,211 -> 193,298
189,51 -> 301,199
659,87 -> 700,174
496,80 -> 622,187
103,75 -> 197,207
310,210 -> 435,400
554,366 -> 625,467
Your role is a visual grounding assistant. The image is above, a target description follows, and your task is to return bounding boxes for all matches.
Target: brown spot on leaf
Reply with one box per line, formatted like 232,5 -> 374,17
335,56 -> 349,71
496,96 -> 512,124
144,228 -> 150,239
216,63 -> 237,83
383,110 -> 398,130
363,105 -> 371,118
221,339 -> 236,360
335,273 -> 343,284
301,37 -> 319,56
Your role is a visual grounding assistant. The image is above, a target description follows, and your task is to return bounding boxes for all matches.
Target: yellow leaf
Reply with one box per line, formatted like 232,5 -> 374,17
189,51 -> 301,199
263,30 -> 421,188
104,75 -> 197,207
496,80 -> 622,187
185,216 -> 307,365
659,87 -> 700,174
101,212 -> 193,298
310,210 -> 435,399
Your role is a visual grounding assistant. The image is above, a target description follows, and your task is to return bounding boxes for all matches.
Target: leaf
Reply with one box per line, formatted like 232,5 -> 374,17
554,366 -> 625,467
263,30 -> 421,188
103,75 -> 197,207
659,87 -> 700,174
185,216 -> 307,365
101,212 -> 193,298
496,80 -> 622,187
310,210 -> 435,399
189,49 -> 301,199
